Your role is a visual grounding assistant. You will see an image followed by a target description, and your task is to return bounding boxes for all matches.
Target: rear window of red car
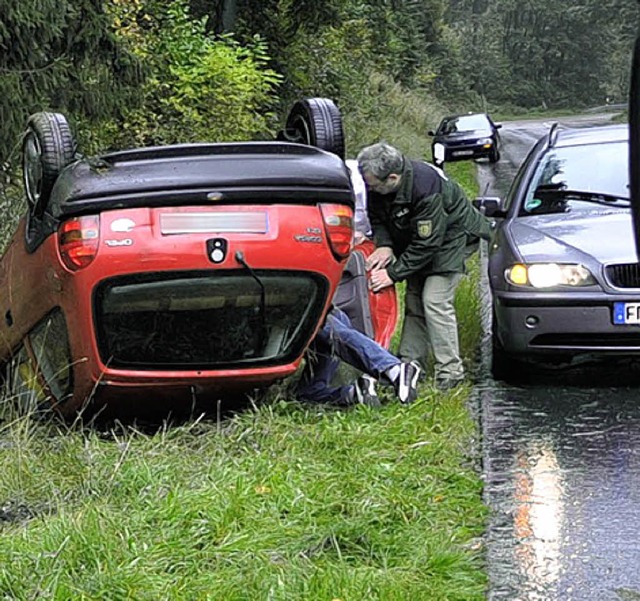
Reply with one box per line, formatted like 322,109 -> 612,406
93,270 -> 329,369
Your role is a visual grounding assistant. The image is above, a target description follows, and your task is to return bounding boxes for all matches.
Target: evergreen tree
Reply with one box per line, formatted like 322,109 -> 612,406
0,0 -> 143,163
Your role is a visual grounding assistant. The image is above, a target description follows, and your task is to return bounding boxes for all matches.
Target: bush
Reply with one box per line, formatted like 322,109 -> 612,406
91,0 -> 282,151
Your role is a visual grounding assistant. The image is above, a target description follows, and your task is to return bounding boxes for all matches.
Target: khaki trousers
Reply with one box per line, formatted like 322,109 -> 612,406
398,272 -> 464,382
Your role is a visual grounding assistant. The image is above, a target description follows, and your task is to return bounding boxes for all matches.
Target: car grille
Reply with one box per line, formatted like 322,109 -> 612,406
605,263 -> 640,288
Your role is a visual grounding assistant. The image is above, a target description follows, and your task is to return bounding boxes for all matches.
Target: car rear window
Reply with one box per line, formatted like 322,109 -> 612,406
94,270 -> 329,369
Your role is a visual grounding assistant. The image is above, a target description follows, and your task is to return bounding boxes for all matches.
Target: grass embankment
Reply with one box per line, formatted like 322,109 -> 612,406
0,120 -> 487,599
0,384 -> 485,600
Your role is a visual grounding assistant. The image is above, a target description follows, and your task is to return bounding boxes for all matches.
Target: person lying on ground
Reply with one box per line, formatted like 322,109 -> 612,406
297,306 -> 421,407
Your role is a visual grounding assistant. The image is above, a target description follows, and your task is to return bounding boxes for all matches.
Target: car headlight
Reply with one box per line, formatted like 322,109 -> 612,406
477,138 -> 493,146
505,263 -> 595,288
433,143 -> 445,161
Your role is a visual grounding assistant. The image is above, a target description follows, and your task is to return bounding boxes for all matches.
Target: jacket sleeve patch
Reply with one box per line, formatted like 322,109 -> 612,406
417,220 -> 433,238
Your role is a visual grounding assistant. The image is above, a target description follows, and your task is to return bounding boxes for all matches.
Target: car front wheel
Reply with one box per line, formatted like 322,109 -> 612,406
491,317 -> 519,382
22,112 -> 76,218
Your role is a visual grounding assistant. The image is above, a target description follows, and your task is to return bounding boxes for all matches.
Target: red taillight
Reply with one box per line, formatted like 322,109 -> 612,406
320,203 -> 354,259
58,215 -> 100,271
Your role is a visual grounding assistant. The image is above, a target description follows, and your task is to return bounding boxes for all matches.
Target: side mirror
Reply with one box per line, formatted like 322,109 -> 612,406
473,196 -> 506,218
427,130 -> 435,136
495,123 -> 503,130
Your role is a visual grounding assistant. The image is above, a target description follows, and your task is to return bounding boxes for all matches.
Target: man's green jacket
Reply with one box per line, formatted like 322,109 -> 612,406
367,159 -> 493,282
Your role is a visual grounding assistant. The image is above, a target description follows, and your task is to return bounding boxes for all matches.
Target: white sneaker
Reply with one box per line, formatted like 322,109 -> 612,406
355,375 -> 381,408
394,361 -> 421,404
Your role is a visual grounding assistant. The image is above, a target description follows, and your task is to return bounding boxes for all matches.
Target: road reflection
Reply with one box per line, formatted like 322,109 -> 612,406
513,439 -> 564,598
480,374 -> 640,600
474,117 -> 640,600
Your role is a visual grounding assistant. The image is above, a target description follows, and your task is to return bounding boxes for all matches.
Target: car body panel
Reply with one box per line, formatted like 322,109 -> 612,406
507,211 -> 636,266
334,239 -> 398,350
50,143 -> 354,219
1,201 -> 346,410
2,137 -> 392,418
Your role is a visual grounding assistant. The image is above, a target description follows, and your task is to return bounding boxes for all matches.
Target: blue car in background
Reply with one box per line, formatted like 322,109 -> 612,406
429,112 -> 501,168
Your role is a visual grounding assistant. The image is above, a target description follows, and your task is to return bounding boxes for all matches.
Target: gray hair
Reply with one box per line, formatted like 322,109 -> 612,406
356,142 -> 404,179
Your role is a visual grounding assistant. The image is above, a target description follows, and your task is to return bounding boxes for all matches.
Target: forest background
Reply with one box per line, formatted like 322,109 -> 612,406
0,0 -> 637,235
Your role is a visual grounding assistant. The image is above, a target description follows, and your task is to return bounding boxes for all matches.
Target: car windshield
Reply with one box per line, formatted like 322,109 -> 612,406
440,114 -> 490,134
520,140 -> 629,215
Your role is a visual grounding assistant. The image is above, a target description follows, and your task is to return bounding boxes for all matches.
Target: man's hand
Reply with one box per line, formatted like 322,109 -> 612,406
365,246 -> 394,271
369,267 -> 394,292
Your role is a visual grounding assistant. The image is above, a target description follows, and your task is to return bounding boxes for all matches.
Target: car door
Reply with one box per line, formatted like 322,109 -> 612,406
0,217 -> 61,362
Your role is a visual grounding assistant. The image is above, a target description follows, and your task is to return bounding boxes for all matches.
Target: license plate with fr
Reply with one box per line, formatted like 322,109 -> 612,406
613,302 -> 640,324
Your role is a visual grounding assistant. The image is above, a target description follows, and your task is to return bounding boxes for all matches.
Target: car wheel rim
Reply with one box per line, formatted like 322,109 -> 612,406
23,131 -> 43,208
289,115 -> 312,146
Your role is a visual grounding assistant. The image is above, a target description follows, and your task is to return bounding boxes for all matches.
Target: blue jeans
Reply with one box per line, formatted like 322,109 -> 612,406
297,307 -> 400,404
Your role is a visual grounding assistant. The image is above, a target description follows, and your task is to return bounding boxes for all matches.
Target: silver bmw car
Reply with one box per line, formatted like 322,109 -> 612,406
476,123 -> 636,380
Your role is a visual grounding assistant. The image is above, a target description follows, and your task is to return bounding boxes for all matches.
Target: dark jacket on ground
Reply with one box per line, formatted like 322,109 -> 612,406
367,159 -> 493,282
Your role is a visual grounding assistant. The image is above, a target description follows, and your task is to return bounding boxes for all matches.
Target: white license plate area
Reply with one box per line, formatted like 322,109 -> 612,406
452,149 -> 474,157
613,302 -> 640,324
160,211 -> 268,234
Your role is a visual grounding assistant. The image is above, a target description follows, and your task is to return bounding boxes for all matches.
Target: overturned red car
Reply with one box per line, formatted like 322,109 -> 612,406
0,99 -> 397,419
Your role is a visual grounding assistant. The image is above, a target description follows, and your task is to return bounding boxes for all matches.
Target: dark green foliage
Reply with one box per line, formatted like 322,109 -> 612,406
102,0 -> 282,149
443,0 -> 638,110
0,0 -> 143,167
1,0 -> 637,217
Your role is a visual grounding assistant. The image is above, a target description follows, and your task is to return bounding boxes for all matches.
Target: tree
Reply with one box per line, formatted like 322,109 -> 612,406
0,0 -> 142,210
106,0 -> 282,147
442,0 -> 637,109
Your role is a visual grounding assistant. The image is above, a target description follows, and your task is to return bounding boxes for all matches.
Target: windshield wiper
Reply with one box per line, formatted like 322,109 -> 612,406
534,184 -> 630,206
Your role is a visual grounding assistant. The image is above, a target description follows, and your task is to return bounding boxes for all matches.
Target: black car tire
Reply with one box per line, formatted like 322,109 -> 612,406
22,112 -> 76,217
489,148 -> 500,163
280,98 -> 345,160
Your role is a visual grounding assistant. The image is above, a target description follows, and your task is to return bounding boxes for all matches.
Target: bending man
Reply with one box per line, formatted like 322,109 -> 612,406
356,142 -> 493,390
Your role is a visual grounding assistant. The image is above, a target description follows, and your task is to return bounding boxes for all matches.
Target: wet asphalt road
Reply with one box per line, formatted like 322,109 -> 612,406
472,114 -> 640,601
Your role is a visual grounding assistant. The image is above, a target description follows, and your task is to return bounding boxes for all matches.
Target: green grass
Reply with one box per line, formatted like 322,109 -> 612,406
0,161 -> 487,600
0,392 -> 486,600
447,162 -> 483,372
